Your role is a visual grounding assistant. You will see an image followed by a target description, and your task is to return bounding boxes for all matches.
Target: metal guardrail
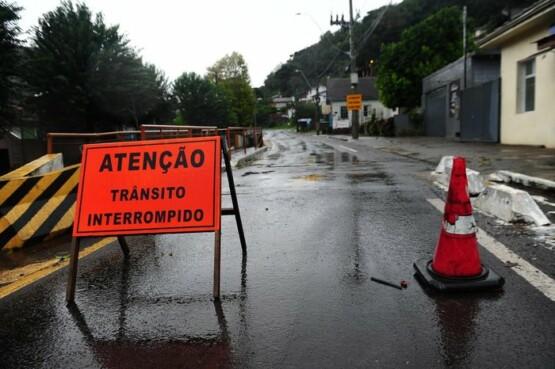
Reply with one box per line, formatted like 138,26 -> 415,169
46,125 -> 264,161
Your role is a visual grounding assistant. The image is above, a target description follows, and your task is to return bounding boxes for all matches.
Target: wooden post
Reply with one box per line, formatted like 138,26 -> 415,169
221,139 -> 247,255
252,127 -> 256,148
117,236 -> 130,257
66,238 -> 81,304
213,230 -> 221,299
242,130 -> 247,154
47,134 -> 53,154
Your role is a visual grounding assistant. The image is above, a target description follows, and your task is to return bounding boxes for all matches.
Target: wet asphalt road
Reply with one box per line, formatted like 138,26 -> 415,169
1,130 -> 554,369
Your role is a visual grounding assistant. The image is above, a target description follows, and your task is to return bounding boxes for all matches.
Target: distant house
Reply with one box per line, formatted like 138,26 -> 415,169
421,52 -> 501,141
478,0 -> 555,148
271,96 -> 296,120
325,77 -> 394,130
299,86 -> 327,106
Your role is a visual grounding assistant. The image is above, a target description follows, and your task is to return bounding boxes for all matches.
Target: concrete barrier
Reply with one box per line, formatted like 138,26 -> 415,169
474,184 -> 550,226
233,145 -> 269,168
0,164 -> 79,250
489,170 -> 555,192
0,154 -> 64,180
433,156 -> 485,196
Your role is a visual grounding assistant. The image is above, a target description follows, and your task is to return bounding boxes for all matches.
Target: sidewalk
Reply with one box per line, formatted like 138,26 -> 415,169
332,136 -> 555,181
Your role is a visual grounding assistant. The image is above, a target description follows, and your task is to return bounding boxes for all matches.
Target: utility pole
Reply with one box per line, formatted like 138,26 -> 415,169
462,5 -> 467,89
331,0 -> 359,139
295,69 -> 320,135
460,5 -> 467,139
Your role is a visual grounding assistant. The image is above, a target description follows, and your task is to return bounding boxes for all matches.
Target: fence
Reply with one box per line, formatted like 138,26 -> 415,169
47,125 -> 264,164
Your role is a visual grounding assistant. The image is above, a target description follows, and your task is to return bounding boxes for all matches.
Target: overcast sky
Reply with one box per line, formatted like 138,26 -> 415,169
16,0 -> 394,87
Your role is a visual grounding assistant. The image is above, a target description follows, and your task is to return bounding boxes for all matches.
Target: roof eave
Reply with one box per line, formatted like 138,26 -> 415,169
479,2 -> 555,49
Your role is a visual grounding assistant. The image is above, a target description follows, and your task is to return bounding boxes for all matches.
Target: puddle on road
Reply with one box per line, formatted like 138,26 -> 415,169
296,174 -> 327,182
309,151 -> 335,165
241,170 -> 275,177
347,172 -> 394,185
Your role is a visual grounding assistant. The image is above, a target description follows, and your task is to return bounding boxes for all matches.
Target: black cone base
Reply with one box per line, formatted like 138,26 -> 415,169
413,258 -> 504,291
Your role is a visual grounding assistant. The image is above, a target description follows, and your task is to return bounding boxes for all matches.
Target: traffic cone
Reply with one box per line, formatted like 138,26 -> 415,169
414,157 -> 504,291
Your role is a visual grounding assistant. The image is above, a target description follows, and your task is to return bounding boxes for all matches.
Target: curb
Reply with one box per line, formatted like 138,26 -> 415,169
491,170 -> 555,192
233,145 -> 269,168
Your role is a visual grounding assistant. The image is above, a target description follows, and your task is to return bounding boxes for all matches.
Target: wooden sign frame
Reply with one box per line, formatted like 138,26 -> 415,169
66,135 -> 246,303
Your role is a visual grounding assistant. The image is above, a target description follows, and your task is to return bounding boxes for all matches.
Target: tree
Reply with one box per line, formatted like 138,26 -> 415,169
25,1 -> 173,131
220,78 -> 255,125
173,72 -> 232,126
376,6 -> 469,109
207,52 -> 255,126
0,1 -> 21,127
206,51 -> 250,84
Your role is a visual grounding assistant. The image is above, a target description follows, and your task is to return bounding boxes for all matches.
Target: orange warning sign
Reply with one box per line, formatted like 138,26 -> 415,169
73,136 -> 221,237
346,94 -> 362,111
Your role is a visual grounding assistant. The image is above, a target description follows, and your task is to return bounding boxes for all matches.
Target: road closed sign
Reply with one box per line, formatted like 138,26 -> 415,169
73,136 -> 221,237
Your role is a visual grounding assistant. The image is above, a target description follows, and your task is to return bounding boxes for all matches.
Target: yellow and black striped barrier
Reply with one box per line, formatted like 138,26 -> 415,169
0,164 -> 80,250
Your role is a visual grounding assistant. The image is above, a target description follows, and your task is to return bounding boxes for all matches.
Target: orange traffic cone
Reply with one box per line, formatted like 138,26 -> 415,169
414,157 -> 504,291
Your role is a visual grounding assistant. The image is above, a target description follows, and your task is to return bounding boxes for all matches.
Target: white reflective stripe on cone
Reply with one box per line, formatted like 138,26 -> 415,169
443,215 -> 477,235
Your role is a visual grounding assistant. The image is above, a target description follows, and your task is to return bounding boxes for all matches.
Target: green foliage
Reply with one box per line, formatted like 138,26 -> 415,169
207,52 -> 255,126
220,78 -> 255,125
376,6 -> 467,109
25,1 -> 173,131
264,30 -> 350,97
264,0 -> 536,98
254,98 -> 276,127
173,72 -> 232,126
0,1 -> 21,127
206,52 -> 250,84
293,102 -> 316,121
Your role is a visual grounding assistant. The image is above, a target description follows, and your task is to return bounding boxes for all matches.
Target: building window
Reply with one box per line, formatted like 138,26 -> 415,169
340,106 -> 348,119
518,58 -> 535,112
363,105 -> 369,117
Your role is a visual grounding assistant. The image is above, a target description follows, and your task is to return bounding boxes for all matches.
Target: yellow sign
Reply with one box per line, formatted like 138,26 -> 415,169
346,94 -> 362,111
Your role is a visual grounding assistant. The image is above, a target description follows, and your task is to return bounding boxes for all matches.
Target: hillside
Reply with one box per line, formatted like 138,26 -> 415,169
263,0 -> 535,97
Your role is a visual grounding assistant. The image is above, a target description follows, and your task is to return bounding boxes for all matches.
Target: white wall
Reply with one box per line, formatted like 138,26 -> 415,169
330,100 -> 394,129
499,26 -> 555,148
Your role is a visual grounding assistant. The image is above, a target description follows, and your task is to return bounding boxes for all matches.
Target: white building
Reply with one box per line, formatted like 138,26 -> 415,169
271,96 -> 296,119
299,86 -> 327,108
325,77 -> 394,130
478,0 -> 555,148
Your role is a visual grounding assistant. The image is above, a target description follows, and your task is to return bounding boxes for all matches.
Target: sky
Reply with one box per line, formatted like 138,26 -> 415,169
16,0 -> 394,87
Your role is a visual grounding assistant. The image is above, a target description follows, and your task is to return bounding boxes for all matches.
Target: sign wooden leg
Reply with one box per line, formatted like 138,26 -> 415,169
221,140 -> 247,255
66,237 -> 81,304
213,230 -> 221,300
117,236 -> 130,258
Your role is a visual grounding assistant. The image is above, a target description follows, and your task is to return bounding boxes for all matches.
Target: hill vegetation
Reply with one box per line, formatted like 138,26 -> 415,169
263,0 -> 535,104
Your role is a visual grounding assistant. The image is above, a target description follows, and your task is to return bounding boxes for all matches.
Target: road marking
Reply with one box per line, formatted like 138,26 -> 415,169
427,198 -> 555,301
338,145 -> 357,153
0,237 -> 116,299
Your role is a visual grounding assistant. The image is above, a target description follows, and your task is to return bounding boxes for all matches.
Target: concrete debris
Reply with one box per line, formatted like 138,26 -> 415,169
475,184 -> 551,226
489,170 -> 555,191
433,155 -> 454,174
433,156 -> 485,196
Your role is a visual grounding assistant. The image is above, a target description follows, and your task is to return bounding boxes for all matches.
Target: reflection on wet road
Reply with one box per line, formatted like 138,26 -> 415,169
0,131 -> 553,368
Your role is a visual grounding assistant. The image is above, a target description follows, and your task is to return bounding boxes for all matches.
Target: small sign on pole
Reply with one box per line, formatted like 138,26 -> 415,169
346,94 -> 363,111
